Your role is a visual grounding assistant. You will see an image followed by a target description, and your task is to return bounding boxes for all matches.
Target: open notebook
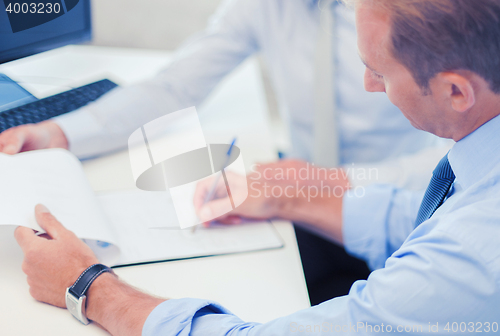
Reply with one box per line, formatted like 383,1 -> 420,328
0,149 -> 283,267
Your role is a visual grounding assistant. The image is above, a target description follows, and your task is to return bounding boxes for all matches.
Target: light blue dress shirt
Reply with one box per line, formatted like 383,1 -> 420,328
142,115 -> 500,334
55,0 -> 438,167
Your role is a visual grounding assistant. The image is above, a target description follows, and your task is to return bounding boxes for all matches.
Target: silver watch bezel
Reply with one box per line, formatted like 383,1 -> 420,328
65,288 -> 89,325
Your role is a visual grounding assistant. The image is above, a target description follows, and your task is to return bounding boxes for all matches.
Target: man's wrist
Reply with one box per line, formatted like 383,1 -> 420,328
275,187 -> 344,244
84,271 -> 166,335
85,272 -> 119,323
42,121 -> 69,150
275,190 -> 305,221
272,168 -> 350,220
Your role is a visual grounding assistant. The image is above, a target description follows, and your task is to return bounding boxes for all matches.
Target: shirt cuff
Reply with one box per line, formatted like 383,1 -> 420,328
142,298 -> 230,336
53,108 -> 105,159
342,184 -> 395,270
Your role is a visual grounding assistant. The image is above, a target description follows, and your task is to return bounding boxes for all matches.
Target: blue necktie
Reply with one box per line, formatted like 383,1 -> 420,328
415,154 -> 456,226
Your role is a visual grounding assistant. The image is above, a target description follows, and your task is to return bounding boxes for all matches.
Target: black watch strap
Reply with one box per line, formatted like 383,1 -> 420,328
68,264 -> 113,298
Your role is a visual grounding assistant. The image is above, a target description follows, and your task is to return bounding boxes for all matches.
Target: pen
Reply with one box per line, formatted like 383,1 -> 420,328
192,138 -> 237,233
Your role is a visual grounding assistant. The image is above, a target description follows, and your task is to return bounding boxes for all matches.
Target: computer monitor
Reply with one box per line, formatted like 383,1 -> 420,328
0,0 -> 91,64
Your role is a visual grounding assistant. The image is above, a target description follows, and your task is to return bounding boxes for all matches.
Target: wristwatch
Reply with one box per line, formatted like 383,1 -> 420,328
65,264 -> 114,325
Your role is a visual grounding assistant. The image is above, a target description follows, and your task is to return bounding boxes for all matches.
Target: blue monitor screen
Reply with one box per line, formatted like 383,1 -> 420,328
0,0 -> 91,64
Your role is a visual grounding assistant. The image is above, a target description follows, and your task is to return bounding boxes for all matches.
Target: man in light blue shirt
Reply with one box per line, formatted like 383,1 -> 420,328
13,0 -> 500,334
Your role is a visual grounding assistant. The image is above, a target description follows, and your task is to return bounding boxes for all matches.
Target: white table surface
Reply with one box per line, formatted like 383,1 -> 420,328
0,45 -> 310,335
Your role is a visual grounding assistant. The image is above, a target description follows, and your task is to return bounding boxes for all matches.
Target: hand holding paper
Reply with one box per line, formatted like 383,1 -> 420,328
15,204 -> 100,308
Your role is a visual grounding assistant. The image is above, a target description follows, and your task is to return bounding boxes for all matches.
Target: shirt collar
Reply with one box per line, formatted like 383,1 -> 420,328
448,114 -> 500,190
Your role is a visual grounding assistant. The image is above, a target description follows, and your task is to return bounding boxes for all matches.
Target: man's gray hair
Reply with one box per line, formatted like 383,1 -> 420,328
350,0 -> 500,94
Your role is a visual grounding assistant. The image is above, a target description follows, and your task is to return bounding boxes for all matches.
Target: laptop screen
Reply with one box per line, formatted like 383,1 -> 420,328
0,0 -> 91,64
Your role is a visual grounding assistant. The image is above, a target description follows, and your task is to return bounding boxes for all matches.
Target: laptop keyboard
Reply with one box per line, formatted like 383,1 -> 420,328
0,79 -> 118,133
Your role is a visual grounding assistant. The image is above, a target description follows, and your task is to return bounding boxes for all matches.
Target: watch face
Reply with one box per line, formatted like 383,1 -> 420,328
66,291 -> 79,314
65,289 -> 89,325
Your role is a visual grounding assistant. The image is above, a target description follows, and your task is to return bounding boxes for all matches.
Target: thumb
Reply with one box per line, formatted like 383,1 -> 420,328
198,199 -> 233,222
34,204 -> 66,239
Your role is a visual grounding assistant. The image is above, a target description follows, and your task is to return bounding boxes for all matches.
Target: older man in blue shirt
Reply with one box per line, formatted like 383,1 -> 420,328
14,0 -> 500,334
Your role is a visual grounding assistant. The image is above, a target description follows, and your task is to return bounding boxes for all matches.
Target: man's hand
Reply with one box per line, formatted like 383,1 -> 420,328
193,160 -> 347,243
15,205 -> 165,336
0,121 -> 68,154
194,171 -> 281,225
14,204 -> 99,308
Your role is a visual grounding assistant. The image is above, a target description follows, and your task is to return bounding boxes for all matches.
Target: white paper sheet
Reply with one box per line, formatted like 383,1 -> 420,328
0,149 -> 120,264
97,191 -> 284,266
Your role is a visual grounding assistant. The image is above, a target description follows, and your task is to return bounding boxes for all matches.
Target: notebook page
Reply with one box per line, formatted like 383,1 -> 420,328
96,191 -> 284,266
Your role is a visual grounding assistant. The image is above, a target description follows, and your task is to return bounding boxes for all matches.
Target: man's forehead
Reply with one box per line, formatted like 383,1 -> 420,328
355,3 -> 392,67
355,3 -> 391,39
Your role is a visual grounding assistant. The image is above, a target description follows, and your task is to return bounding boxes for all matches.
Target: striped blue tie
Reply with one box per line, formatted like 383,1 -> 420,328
415,154 -> 456,226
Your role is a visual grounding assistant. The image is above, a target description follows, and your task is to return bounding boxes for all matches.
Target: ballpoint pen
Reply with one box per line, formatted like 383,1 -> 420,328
192,137 -> 237,233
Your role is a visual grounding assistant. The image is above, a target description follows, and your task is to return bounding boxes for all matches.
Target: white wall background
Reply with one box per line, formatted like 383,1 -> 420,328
90,0 -> 222,50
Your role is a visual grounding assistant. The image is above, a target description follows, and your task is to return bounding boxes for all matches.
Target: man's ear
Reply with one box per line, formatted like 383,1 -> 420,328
437,72 -> 476,113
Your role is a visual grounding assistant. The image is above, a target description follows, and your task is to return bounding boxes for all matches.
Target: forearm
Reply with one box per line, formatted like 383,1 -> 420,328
86,273 -> 165,336
276,190 -> 344,245
55,0 -> 259,159
54,85 -> 187,159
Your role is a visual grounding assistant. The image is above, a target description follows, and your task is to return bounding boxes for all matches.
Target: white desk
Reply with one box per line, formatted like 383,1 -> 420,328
0,46 -> 310,335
